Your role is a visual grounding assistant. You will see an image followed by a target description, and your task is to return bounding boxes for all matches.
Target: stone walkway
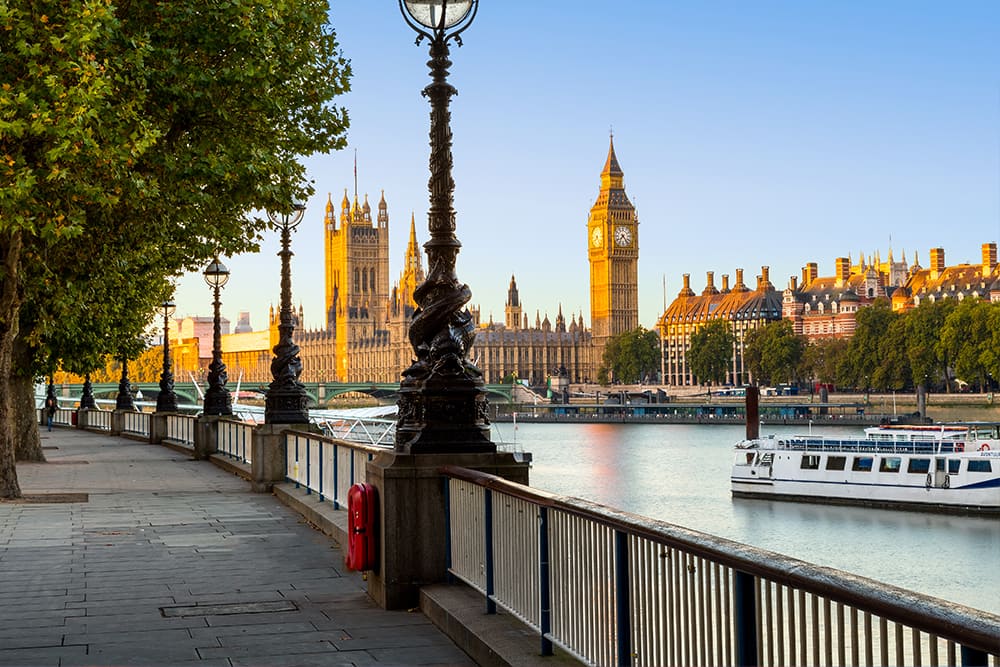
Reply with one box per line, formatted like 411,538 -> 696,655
1,427 -> 474,666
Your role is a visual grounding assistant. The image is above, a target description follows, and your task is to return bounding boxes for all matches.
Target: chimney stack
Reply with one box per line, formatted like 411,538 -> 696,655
835,257 -> 850,286
703,271 -> 718,295
983,242 -> 997,278
802,263 -> 818,287
789,276 -> 798,291
929,248 -> 945,279
721,274 -> 730,292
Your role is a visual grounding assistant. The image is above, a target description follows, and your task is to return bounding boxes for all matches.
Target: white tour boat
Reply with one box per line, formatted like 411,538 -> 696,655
731,423 -> 1000,514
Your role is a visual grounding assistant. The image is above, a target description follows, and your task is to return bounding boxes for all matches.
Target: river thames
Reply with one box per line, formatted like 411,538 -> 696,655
491,420 -> 1000,615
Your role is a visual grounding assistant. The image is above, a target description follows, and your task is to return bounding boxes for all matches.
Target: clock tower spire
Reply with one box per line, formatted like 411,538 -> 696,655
588,134 -> 639,354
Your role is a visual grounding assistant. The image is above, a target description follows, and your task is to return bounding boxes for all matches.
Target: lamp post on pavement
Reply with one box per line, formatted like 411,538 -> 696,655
203,257 -> 233,416
156,299 -> 179,413
116,356 -> 136,410
80,373 -> 96,410
264,203 -> 310,424
396,0 -> 493,454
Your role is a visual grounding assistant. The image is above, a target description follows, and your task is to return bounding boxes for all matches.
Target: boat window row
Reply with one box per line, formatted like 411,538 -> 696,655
800,454 -> 992,474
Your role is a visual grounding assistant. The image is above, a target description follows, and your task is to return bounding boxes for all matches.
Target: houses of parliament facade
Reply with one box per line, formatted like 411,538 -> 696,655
205,139 -> 640,387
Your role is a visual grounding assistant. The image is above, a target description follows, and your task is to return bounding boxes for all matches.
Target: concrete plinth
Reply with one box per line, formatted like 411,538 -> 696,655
366,451 -> 530,610
195,415 -> 227,460
150,412 -> 169,444
251,423 -> 320,493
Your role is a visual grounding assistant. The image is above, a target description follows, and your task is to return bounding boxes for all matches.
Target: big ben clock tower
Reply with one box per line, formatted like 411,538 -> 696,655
588,135 -> 639,355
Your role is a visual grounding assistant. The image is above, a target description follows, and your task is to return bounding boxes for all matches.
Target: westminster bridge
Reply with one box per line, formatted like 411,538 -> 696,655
50,380 -> 518,408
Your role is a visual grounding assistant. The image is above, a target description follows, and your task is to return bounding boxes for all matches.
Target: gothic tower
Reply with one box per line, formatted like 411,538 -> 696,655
505,275 -> 522,330
588,135 -> 639,352
323,187 -> 391,380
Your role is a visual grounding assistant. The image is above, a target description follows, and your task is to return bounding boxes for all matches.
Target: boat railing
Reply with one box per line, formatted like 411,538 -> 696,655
443,465 -> 998,667
776,438 -> 967,455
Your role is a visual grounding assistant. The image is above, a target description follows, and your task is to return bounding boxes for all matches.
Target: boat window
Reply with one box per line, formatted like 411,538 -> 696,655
826,456 -> 846,471
907,459 -> 931,474
800,455 -> 821,470
852,457 -> 873,472
879,457 -> 902,473
968,460 -> 993,473
948,459 -> 961,474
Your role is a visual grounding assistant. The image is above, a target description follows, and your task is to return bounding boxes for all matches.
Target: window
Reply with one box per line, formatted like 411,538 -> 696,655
800,455 -> 821,470
852,457 -> 873,472
879,457 -> 902,473
968,460 -> 993,473
826,456 -> 847,471
907,459 -> 931,474
949,459 -> 961,474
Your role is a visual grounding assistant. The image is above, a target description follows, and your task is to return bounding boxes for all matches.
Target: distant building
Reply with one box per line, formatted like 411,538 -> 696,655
658,267 -> 783,386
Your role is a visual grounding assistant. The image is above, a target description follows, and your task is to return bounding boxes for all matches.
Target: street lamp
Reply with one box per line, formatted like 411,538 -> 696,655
80,373 -> 96,409
116,355 -> 136,410
396,0 -> 493,454
156,299 -> 179,412
264,203 -> 310,424
202,257 -> 233,416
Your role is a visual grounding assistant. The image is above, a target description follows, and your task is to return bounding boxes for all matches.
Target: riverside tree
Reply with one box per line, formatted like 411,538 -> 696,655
688,319 -> 734,386
0,0 -> 351,498
743,320 -> 804,387
599,327 -> 661,384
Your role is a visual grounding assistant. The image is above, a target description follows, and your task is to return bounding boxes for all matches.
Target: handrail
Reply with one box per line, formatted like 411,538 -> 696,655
442,465 -> 1000,659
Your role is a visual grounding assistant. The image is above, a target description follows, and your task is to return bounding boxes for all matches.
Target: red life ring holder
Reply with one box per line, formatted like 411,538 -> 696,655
955,442 -> 964,452
979,444 -> 991,452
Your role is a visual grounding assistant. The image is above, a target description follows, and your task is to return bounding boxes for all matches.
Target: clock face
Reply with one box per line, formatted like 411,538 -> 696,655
591,226 -> 603,247
614,225 -> 632,247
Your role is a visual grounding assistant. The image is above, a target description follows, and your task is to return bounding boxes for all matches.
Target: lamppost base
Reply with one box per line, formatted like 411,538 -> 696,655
395,378 -> 494,455
264,388 -> 310,425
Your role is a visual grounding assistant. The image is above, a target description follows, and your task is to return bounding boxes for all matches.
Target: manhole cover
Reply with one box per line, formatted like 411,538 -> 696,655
161,600 -> 297,617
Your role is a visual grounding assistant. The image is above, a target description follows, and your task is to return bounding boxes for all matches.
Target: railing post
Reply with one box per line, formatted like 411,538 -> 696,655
293,436 -> 300,489
735,570 -> 759,667
443,476 -> 453,583
305,438 -> 311,495
539,506 -> 553,656
318,440 -> 324,502
615,530 -> 631,667
961,645 -> 988,666
484,488 -> 496,615
332,443 -> 340,509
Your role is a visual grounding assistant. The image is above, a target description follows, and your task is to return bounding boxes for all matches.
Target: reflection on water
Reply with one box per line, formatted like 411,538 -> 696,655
498,421 -> 1000,614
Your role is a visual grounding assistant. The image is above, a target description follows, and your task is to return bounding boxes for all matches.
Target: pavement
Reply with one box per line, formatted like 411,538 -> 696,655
0,427 -> 477,667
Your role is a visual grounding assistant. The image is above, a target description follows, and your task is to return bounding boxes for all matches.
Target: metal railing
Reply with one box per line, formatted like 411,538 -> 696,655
84,409 -> 112,431
217,420 -> 254,464
165,414 -> 196,447
52,407 -> 74,427
285,431 -> 388,509
443,466 -> 1000,667
122,411 -> 150,437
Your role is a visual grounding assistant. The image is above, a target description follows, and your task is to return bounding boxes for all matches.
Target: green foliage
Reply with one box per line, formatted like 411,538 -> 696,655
601,327 -> 660,384
800,337 -> 848,386
905,299 -> 955,391
1,0 -> 351,496
743,320 -> 804,386
839,299 -> 897,390
688,319 -> 734,385
940,298 -> 994,391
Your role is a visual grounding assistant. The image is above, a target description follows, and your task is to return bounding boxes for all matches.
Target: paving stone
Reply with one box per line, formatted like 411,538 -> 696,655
3,428 -> 474,667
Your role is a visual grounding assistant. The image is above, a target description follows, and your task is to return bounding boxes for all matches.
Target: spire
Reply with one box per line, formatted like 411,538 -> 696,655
506,275 -> 519,307
600,132 -> 624,190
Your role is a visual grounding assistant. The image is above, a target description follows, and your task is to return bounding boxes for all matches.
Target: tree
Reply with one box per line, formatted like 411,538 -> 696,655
800,337 -> 848,390
688,319 -> 734,386
743,320 -> 804,386
940,298 -> 996,392
840,299 -> 897,391
1,0 -> 351,498
905,299 -> 955,392
601,327 -> 660,384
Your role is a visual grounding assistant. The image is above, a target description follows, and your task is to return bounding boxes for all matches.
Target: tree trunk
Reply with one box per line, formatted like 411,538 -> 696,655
0,229 -> 24,498
14,373 -> 45,462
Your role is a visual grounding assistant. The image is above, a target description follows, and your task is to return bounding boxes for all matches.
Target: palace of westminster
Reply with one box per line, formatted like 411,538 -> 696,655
169,139 -> 1000,389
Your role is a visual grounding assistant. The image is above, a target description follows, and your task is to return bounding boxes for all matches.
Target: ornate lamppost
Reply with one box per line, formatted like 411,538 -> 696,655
203,257 -> 233,416
156,299 -> 179,412
80,373 -> 96,409
264,204 -> 310,424
396,0 -> 493,454
116,356 -> 136,410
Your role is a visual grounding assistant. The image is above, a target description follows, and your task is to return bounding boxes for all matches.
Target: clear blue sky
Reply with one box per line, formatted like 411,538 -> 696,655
174,1 -> 1000,334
